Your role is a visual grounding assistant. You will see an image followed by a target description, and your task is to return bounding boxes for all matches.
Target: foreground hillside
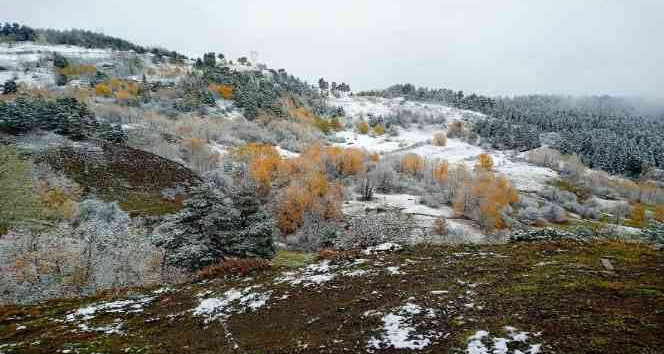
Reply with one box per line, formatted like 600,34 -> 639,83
1,240 -> 662,354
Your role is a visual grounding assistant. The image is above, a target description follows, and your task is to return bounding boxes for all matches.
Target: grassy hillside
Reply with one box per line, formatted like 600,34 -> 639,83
34,139 -> 201,216
1,240 -> 662,353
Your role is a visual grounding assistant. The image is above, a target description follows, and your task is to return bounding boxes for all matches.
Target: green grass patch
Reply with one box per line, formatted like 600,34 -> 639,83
637,288 -> 663,297
118,193 -> 182,217
272,250 -> 315,268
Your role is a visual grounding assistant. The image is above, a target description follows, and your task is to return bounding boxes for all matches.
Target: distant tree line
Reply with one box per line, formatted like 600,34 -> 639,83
361,84 -> 664,177
1,21 -> 186,62
317,77 -> 351,96
358,83 -> 496,112
0,95 -> 126,143
0,22 -> 36,41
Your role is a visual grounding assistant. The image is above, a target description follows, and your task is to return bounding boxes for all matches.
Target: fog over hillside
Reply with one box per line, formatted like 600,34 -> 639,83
6,0 -> 664,99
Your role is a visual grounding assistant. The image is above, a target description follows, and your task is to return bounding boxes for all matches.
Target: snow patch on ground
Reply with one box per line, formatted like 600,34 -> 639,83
367,300 -> 440,351
275,260 -> 338,287
492,151 -> 558,193
65,296 -> 155,322
406,138 -> 484,164
77,320 -> 125,335
465,327 -> 543,354
209,143 -> 227,157
193,285 -> 272,324
341,269 -> 372,277
362,242 -> 403,255
63,295 -> 155,336
333,129 -> 425,154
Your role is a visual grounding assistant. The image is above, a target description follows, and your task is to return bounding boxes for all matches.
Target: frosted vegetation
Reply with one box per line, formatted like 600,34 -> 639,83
1,22 -> 663,306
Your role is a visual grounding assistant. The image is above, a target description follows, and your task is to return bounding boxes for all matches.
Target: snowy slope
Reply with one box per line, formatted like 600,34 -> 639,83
334,127 -> 435,153
330,95 -> 560,240
0,42 -> 190,87
328,95 -> 485,122
330,96 -> 559,193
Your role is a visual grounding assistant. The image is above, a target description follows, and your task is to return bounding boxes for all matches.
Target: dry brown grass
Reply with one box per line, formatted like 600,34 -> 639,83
316,249 -> 359,262
196,258 -> 273,279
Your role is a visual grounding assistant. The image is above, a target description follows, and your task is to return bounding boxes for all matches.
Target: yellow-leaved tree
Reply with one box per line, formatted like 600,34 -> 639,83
95,83 -> 112,97
231,143 -> 282,196
401,153 -> 425,176
655,204 -> 664,222
433,160 -> 449,185
629,202 -> 646,226
209,84 -> 234,99
357,121 -> 369,134
475,153 -> 493,171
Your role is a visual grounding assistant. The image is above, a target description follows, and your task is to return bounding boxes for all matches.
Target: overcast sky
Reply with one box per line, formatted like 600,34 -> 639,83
6,0 -> 664,98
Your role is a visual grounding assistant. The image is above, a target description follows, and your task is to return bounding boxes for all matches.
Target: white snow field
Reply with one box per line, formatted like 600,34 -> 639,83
331,96 -> 559,192
331,95 -> 560,241
0,42 -> 189,87
328,95 -> 485,123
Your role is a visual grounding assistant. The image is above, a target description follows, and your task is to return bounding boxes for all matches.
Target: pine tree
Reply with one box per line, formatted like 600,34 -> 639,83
228,184 -> 275,258
97,122 -> 127,144
643,222 -> 664,243
2,79 -> 17,95
155,184 -> 237,270
53,52 -> 69,69
203,52 -> 216,68
155,183 -> 275,271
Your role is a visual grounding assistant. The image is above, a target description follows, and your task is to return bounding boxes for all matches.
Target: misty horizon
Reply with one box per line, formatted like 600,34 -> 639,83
5,0 -> 664,99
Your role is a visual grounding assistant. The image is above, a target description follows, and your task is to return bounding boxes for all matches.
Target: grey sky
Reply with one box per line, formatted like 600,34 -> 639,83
5,0 -> 664,98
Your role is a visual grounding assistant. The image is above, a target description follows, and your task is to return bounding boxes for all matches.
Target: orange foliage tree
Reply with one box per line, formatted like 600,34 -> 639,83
127,81 -> 139,96
274,174 -> 343,234
357,121 -> 369,134
209,84 -> 234,99
433,160 -> 449,185
654,204 -> 664,222
401,153 -> 425,175
38,183 -> 81,220
629,202 -> 646,226
115,89 -> 134,104
455,170 -> 518,231
338,148 -> 365,175
475,153 -> 494,171
373,124 -> 385,135
275,184 -> 313,234
109,78 -> 123,91
95,83 -> 112,97
270,142 -> 354,234
231,143 -> 282,196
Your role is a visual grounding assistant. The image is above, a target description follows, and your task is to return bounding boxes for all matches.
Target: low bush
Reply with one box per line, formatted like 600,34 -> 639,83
196,258 -> 272,279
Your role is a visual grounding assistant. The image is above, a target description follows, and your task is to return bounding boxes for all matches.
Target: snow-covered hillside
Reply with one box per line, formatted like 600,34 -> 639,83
330,95 -> 560,240
328,95 -> 485,122
331,96 -> 558,192
0,42 -> 189,87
